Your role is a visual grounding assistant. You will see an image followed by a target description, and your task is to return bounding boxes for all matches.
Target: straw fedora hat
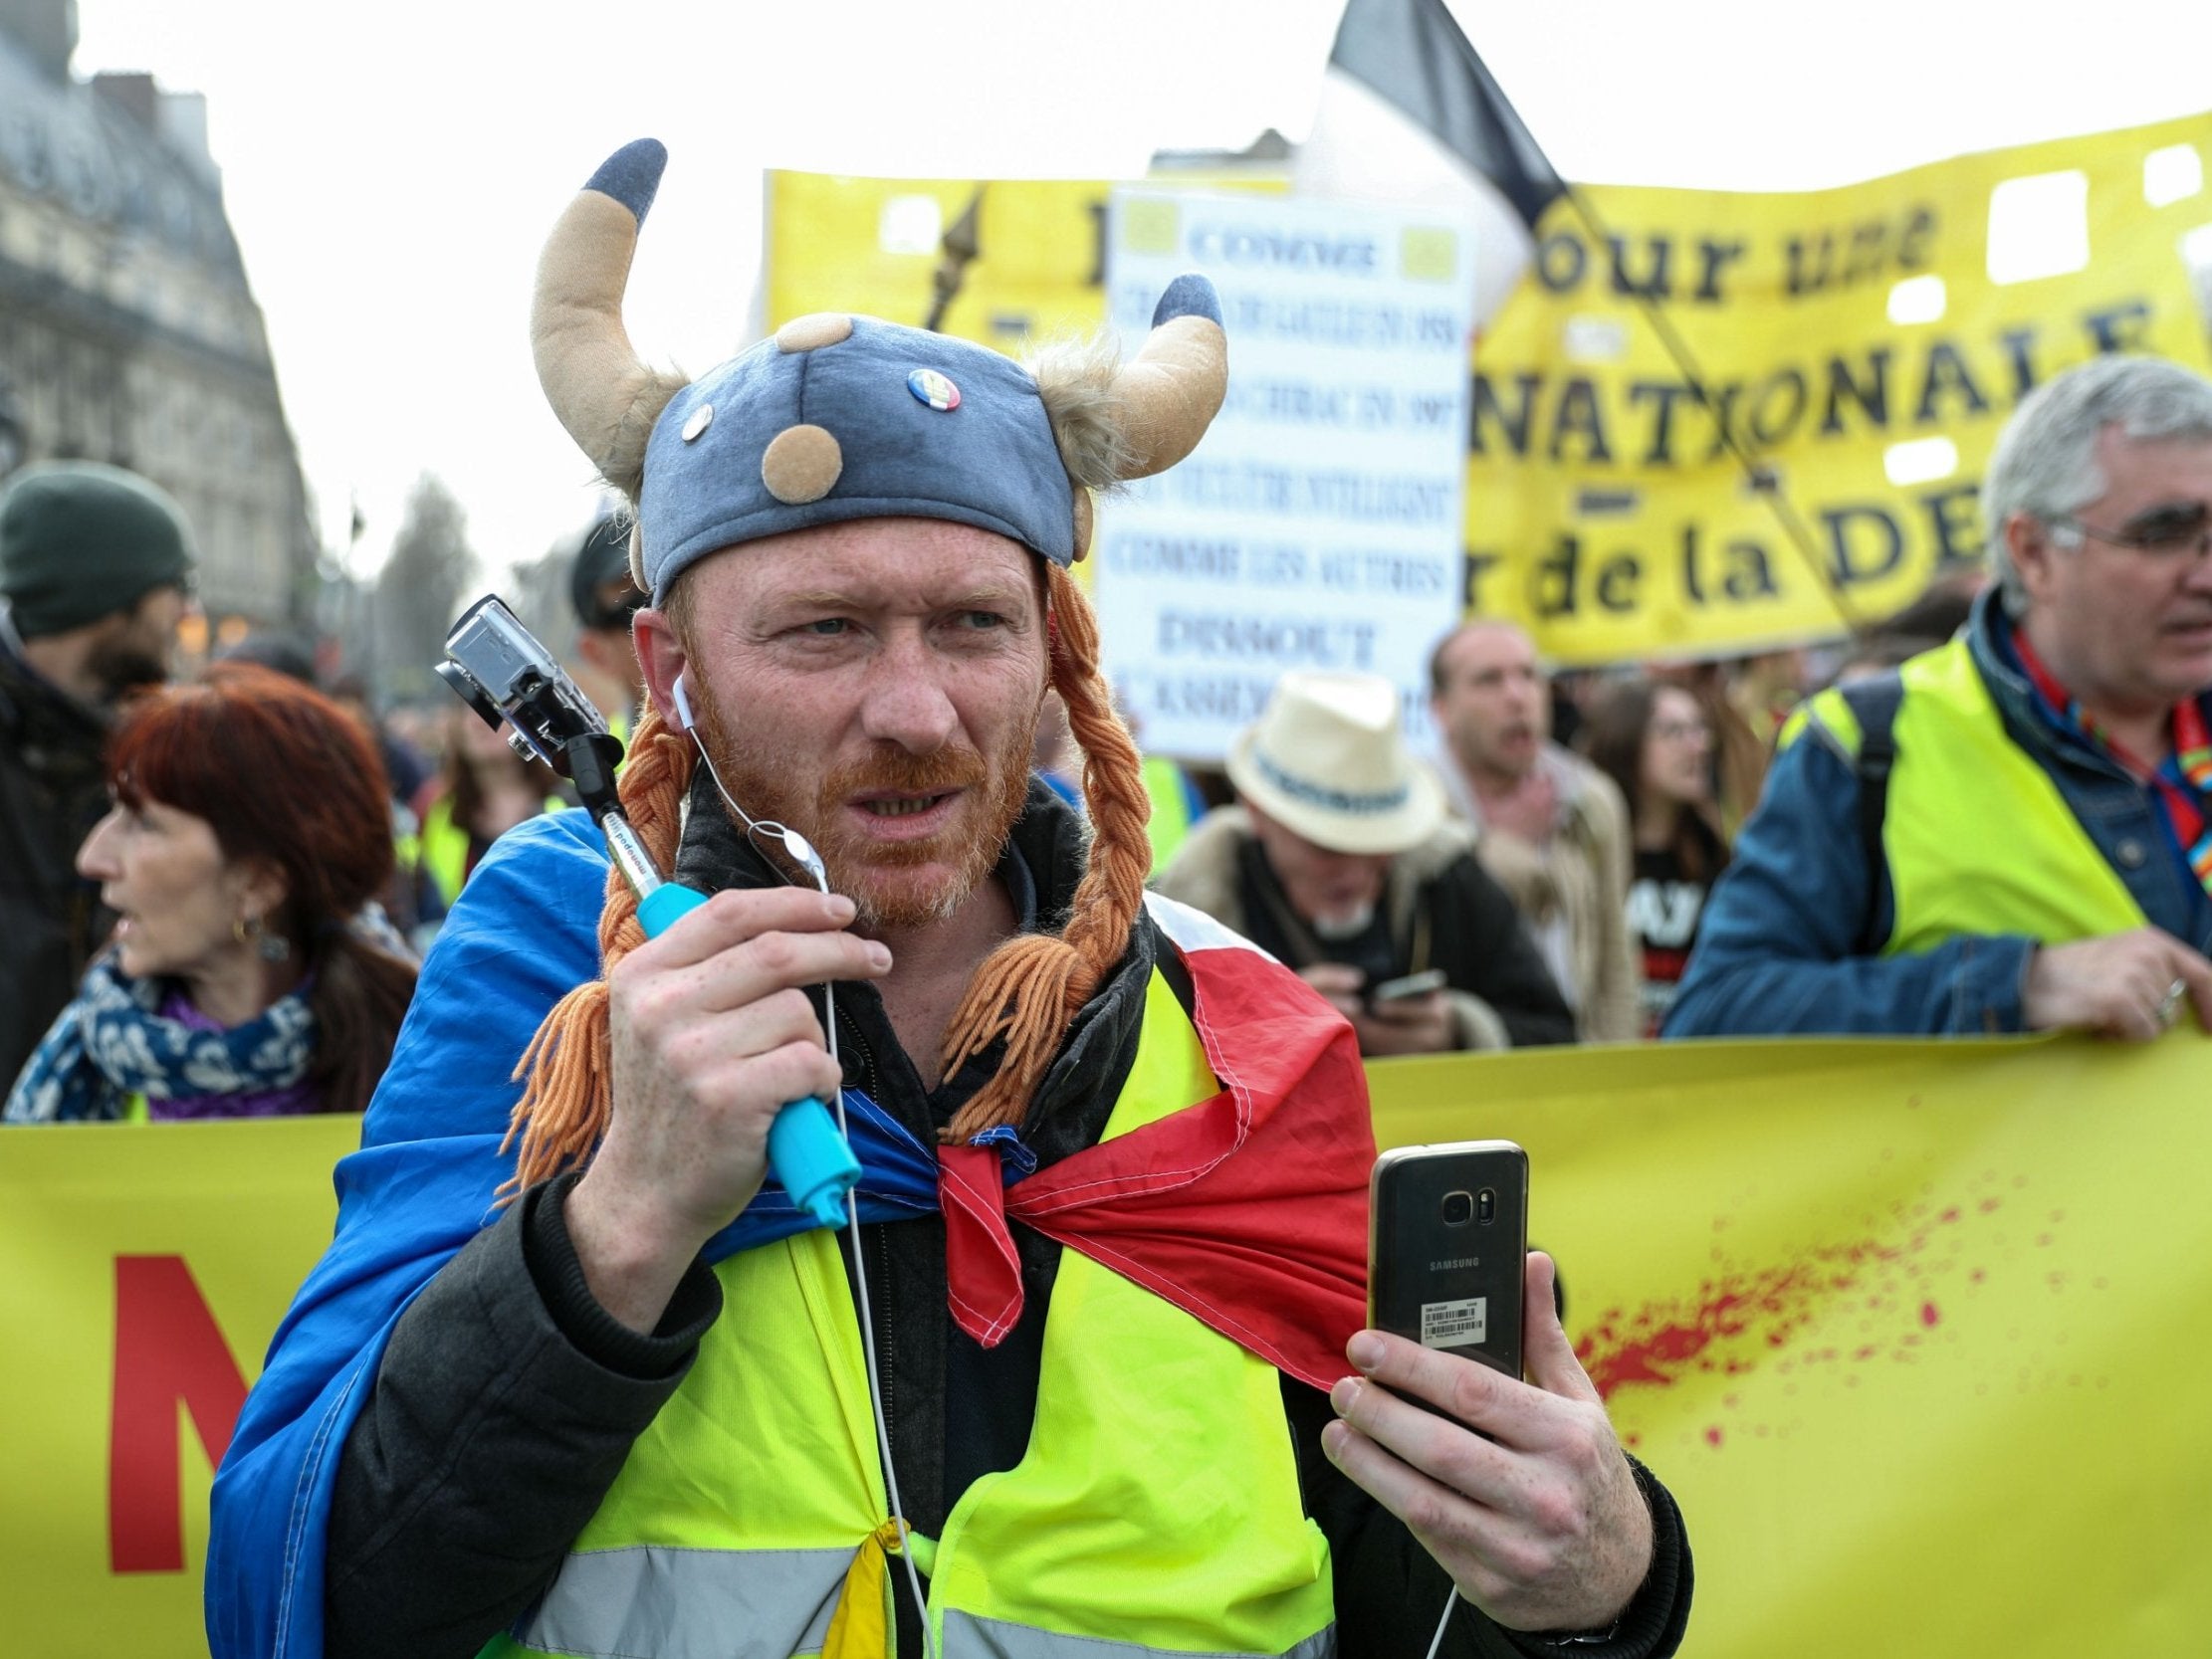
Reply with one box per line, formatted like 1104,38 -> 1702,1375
1225,671 -> 1445,856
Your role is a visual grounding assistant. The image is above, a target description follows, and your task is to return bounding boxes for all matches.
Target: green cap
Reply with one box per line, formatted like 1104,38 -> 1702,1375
0,462 -> 197,638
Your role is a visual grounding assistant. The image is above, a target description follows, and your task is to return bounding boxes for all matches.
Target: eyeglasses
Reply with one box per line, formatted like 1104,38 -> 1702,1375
2047,507 -> 2212,560
1650,720 -> 1711,742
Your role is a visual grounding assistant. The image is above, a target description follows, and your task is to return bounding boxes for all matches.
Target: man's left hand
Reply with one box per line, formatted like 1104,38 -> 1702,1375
1322,1252 -> 1653,1635
1350,990 -> 1456,1057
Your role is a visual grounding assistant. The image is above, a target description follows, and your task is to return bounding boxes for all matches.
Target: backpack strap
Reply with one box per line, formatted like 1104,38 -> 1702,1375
1837,672 -> 1905,956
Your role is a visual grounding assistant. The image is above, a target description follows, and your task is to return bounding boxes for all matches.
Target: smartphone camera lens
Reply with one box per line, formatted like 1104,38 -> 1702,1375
1440,1189 -> 1474,1227
1477,1187 -> 1496,1224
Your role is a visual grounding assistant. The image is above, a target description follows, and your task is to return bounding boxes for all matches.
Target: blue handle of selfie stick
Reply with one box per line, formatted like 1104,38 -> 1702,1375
634,880 -> 861,1230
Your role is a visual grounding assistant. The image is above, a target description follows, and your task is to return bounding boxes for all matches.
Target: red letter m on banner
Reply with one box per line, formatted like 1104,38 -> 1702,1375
110,1255 -> 250,1573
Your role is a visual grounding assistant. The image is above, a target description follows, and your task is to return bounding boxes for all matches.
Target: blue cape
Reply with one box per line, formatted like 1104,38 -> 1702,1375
206,812 -> 959,1658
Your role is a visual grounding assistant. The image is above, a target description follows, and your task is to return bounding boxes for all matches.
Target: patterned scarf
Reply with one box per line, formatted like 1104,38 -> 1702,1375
2013,629 -> 2212,895
3,952 -> 318,1125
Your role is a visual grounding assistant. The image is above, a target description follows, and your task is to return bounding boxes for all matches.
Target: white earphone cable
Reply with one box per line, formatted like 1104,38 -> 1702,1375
1426,1586 -> 1457,1659
682,710 -> 937,1658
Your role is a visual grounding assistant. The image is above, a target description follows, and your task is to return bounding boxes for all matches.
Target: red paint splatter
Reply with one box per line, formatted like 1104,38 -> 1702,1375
1573,1169 -> 2036,1406
1704,1426 -> 1723,1447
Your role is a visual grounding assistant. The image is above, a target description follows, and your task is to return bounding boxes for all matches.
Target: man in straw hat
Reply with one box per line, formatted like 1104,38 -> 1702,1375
1156,671 -> 1575,1055
210,142 -> 1689,1659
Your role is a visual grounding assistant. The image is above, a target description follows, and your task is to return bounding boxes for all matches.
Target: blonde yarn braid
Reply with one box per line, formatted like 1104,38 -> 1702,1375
939,562 -> 1152,1142
503,704 -> 693,1192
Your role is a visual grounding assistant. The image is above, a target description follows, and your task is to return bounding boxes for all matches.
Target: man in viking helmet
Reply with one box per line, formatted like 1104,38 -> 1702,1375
209,142 -> 1690,1659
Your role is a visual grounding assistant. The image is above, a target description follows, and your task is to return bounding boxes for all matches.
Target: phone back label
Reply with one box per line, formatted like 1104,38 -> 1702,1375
1420,1297 -> 1487,1348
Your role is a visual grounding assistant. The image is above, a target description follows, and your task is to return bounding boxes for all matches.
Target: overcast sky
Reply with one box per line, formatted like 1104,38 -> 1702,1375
66,0 -> 2212,599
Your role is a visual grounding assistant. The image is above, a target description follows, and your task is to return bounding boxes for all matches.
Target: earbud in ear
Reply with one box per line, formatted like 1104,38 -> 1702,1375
671,672 -> 696,732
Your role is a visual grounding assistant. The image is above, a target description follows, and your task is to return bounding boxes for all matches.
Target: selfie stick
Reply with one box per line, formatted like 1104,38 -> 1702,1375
437,595 -> 860,1229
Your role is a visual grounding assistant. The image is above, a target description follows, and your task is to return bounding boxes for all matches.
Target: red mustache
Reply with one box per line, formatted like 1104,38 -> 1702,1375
821,746 -> 990,804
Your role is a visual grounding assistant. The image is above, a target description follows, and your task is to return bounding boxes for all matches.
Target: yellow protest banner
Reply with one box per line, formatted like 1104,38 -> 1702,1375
1467,111 -> 2212,663
6,1031 -> 2208,1655
0,1114 -> 360,1657
768,114 -> 2212,666
1367,1030 -> 2212,1654
765,168 -> 1282,351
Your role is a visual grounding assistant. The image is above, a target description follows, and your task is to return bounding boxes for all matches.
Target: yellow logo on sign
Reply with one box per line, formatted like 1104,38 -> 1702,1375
1120,195 -> 1181,257
1401,226 -> 1459,283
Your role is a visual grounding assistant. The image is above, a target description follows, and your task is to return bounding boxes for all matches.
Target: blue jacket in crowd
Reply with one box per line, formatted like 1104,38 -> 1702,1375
1664,591 -> 2212,1038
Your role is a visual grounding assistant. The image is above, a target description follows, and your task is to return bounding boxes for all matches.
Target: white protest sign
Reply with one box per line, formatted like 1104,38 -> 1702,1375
1097,188 -> 1474,763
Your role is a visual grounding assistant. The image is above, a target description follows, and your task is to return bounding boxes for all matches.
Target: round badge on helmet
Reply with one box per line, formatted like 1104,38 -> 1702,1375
907,368 -> 961,412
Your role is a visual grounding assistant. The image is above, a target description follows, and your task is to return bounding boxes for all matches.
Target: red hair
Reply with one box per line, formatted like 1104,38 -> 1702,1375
108,663 -> 417,1113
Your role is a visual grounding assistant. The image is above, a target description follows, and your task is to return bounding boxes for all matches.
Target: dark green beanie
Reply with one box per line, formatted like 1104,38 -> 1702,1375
0,462 -> 198,639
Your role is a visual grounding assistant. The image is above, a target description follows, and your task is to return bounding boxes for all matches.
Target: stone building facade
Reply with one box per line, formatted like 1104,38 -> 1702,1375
0,0 -> 316,630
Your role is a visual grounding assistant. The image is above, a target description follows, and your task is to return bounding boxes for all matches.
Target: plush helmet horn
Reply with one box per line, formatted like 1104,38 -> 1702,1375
1030,274 -> 1229,558
1106,274 -> 1228,480
530,138 -> 691,506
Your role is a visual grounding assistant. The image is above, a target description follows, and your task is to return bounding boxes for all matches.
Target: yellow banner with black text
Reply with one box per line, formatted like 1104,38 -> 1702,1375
7,1030 -> 2211,1653
764,112 -> 2212,663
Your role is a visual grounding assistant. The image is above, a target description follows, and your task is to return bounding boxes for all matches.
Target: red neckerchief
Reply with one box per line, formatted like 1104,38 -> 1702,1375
936,905 -> 1373,1391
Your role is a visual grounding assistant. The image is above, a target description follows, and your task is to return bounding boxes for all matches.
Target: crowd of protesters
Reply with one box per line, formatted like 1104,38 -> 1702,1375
4,350 -> 2210,1119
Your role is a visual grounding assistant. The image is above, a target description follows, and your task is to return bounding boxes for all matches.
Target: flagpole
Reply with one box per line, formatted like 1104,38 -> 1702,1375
924,185 -> 987,334
1343,0 -> 1871,638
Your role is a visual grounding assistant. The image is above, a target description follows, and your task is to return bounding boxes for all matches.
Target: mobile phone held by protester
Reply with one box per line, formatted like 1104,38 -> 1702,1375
1366,966 -> 1447,1009
1368,1140 -> 1529,1382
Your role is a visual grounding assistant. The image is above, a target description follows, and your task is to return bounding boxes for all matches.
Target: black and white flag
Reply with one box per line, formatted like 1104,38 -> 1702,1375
1297,0 -> 1567,324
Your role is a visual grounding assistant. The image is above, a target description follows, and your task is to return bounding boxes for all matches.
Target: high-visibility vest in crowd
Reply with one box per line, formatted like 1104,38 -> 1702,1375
418,794 -> 564,910
1790,636 -> 2146,956
1141,753 -> 1197,873
484,969 -> 1337,1659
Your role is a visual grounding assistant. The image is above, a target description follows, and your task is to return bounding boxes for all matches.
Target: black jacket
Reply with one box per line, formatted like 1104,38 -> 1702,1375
0,625 -> 112,1089
1154,806 -> 1578,1051
326,780 -> 1686,1657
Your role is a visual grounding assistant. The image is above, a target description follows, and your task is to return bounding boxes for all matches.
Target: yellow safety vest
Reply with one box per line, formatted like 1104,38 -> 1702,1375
485,970 -> 1337,1659
1790,637 -> 2145,957
1141,754 -> 1195,874
420,795 -> 565,910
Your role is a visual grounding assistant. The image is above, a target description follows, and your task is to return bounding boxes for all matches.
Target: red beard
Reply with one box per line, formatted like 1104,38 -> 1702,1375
691,693 -> 1033,931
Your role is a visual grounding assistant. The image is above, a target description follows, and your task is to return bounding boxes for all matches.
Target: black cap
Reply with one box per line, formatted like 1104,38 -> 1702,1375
568,515 -> 642,630
0,462 -> 197,637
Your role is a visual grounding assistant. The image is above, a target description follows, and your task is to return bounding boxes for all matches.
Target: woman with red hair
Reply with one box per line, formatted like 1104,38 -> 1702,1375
5,663 -> 418,1122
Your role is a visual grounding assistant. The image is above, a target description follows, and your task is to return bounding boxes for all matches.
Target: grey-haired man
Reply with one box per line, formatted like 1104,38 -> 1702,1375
1669,354 -> 2212,1039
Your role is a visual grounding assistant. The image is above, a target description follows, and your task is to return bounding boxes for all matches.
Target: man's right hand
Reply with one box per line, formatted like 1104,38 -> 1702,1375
566,888 -> 892,1333
2023,927 -> 2212,1041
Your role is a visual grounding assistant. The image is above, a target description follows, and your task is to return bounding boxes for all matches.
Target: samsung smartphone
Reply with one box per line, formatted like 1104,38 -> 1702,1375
1368,1140 -> 1529,1380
